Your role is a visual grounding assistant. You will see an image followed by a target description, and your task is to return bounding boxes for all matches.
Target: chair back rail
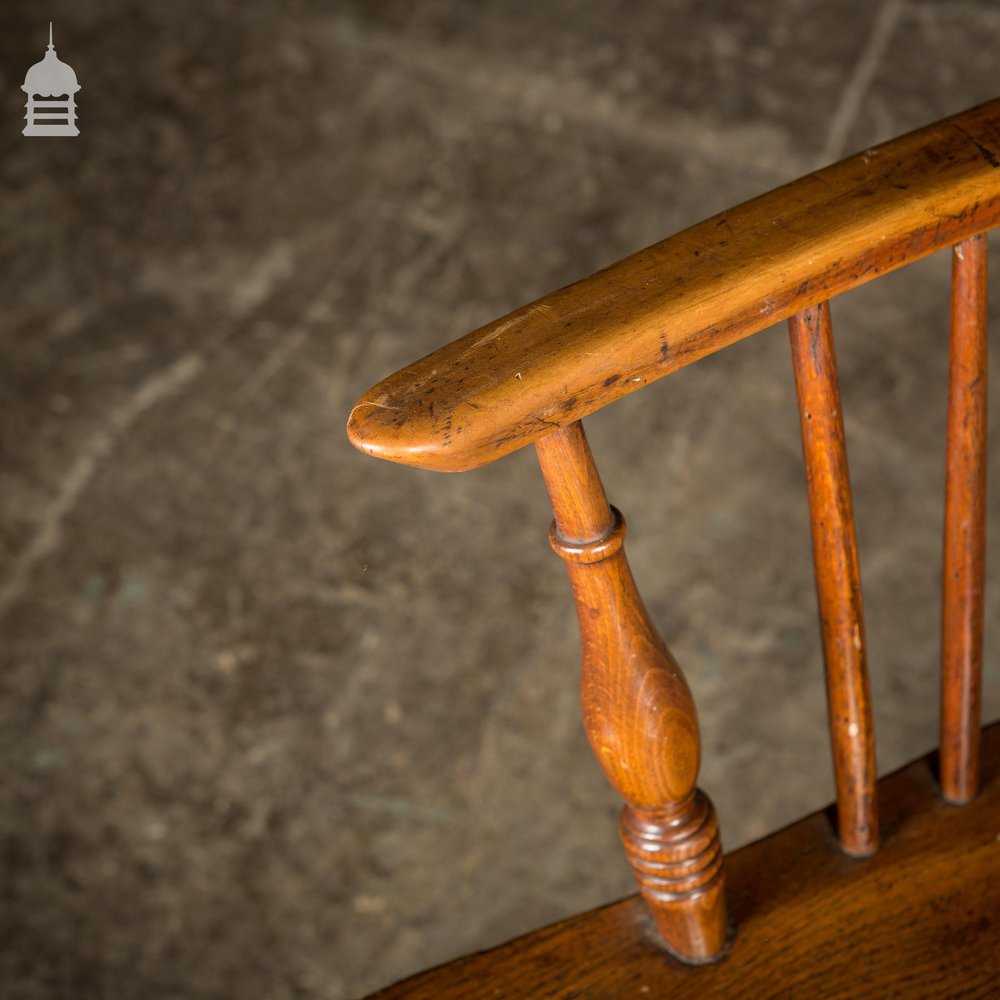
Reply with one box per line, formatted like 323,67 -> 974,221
347,100 -> 998,965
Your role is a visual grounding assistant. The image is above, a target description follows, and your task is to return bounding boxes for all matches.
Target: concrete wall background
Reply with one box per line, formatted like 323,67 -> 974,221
2,2 -> 1000,997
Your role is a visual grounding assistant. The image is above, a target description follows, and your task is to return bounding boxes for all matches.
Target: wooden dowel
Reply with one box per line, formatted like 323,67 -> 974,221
535,421 -> 727,963
534,421 -> 614,543
941,233 -> 989,804
789,302 -> 878,857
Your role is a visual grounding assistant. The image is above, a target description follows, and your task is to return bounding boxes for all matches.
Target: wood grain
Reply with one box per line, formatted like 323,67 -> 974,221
788,302 -> 878,856
348,99 -> 1000,472
941,234 -> 989,804
534,422 -> 727,962
366,722 -> 1000,999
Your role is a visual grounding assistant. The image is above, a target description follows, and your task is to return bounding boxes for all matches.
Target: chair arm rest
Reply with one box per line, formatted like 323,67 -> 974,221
348,99 -> 1000,472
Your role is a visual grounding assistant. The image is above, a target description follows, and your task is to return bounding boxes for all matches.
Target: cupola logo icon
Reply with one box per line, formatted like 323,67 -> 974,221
22,23 -> 81,137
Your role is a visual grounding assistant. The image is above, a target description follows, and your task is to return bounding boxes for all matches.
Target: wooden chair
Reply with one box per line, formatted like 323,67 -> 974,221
347,100 -> 1000,997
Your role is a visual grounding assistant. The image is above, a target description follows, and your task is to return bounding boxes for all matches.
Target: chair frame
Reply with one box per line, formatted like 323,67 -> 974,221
348,99 -> 996,968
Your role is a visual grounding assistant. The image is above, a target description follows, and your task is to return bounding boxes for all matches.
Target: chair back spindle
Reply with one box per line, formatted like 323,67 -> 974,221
788,302 -> 878,856
941,233 -> 989,803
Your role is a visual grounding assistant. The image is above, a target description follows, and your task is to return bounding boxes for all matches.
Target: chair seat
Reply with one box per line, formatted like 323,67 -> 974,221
369,722 -> 1000,998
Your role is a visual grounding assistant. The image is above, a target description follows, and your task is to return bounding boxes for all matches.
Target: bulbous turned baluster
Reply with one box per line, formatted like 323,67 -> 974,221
536,420 -> 727,963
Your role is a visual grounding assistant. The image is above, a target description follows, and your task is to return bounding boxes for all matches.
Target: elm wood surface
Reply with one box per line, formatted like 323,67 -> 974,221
347,99 -> 1000,473
534,422 -> 726,962
367,722 -> 1000,999
788,302 -> 878,857
941,234 -> 989,804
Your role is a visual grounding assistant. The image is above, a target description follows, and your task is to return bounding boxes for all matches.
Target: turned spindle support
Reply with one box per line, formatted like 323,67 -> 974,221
535,421 -> 727,964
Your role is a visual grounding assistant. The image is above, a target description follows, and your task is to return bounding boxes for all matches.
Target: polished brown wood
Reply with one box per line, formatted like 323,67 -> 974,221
348,104 -> 1000,995
348,100 -> 1000,472
788,302 -> 878,857
366,722 -> 1000,999
534,421 -> 726,963
941,234 -> 989,804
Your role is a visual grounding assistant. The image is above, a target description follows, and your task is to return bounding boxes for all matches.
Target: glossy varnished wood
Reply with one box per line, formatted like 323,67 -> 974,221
348,100 -> 1000,472
367,723 -> 1000,999
534,422 -> 726,962
347,103 -> 1000,995
788,302 -> 878,856
941,234 -> 989,803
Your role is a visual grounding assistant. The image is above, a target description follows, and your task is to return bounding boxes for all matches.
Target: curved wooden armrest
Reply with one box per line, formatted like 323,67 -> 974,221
347,99 -> 1000,472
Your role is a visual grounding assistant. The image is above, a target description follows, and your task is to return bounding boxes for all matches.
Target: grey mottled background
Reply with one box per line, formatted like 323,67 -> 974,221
2,2 -> 999,997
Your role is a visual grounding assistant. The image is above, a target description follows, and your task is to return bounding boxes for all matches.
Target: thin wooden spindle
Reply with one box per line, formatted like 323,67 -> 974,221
941,233 -> 989,804
789,302 -> 878,857
535,421 -> 727,963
